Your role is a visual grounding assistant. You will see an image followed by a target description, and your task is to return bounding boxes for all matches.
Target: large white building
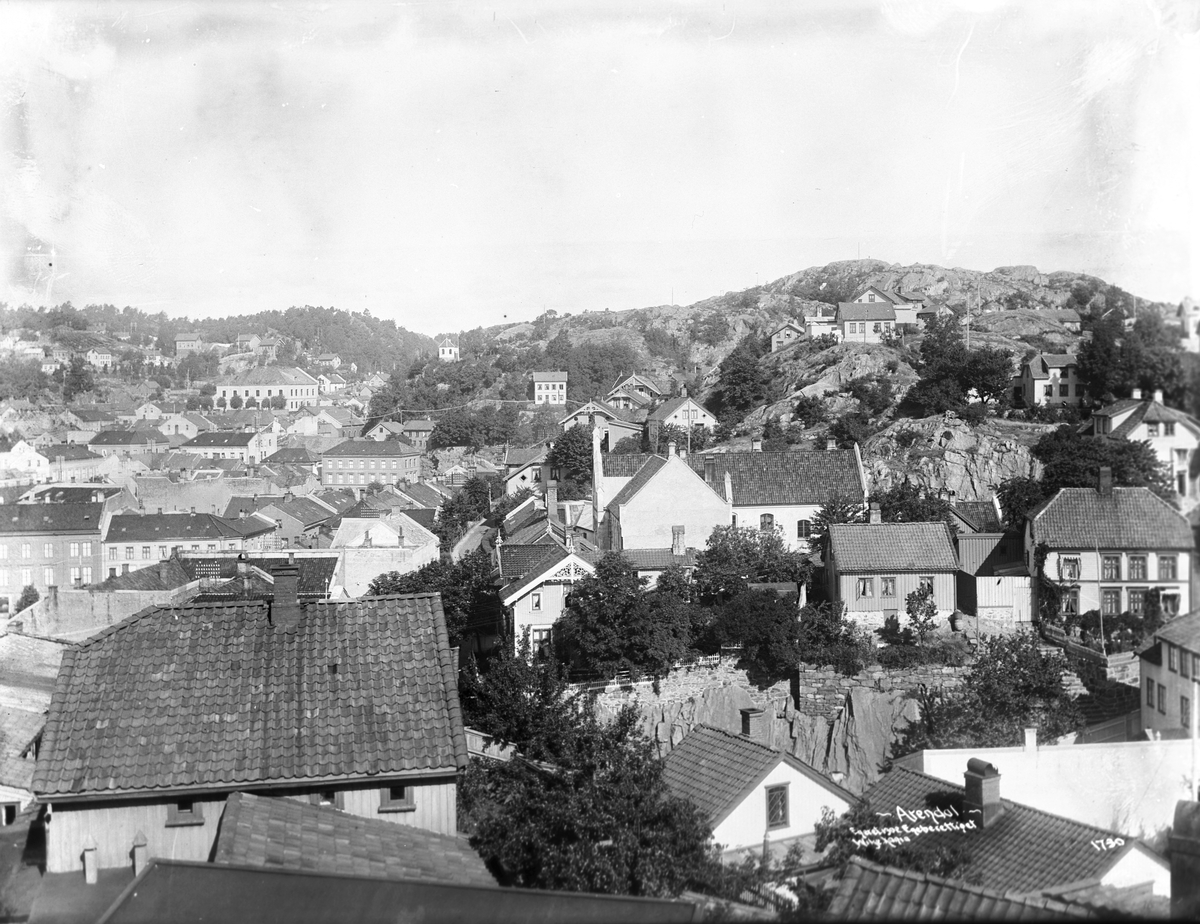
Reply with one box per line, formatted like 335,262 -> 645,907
216,367 -> 320,412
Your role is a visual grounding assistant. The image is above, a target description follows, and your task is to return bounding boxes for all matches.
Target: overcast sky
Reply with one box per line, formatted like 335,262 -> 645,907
2,0 -> 1197,335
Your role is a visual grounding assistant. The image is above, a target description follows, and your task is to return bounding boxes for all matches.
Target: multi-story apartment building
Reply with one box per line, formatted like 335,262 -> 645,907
321,439 -> 422,488
216,367 -> 320,412
101,512 -> 276,577
0,504 -> 107,615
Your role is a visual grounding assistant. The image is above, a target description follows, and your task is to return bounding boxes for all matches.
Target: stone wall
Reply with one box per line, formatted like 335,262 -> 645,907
12,583 -> 202,640
593,659 -> 970,795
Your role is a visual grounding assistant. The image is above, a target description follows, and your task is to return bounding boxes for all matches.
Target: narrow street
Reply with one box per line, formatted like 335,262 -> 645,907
452,519 -> 490,561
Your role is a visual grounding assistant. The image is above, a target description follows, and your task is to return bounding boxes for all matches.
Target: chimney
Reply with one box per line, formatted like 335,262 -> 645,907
189,507 -> 195,515
826,438 -> 837,451
546,479 -> 559,524
271,564 -> 303,630
1023,726 -> 1037,752
1154,388 -> 1164,404
672,525 -> 685,557
869,502 -> 881,525
83,837 -> 98,885
132,831 -> 148,876
1131,387 -> 1142,400
704,454 -> 716,484
1098,466 -> 1113,497
648,419 -> 661,453
680,385 -> 688,398
1170,800 -> 1200,919
667,441 -> 676,457
963,759 -> 1003,828
740,706 -> 767,744
751,438 -> 763,452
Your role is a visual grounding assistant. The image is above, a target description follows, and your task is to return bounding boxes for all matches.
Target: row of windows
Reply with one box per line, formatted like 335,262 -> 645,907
1146,679 -> 1192,728
1146,422 -> 1177,438
534,382 -> 566,389
1059,554 -> 1177,582
730,514 -> 813,539
108,543 -> 239,561
166,785 -> 416,828
1043,384 -> 1077,397
1061,588 -> 1180,617
1167,643 -> 1200,678
0,568 -> 53,587
858,576 -> 935,599
219,387 -> 316,398
845,321 -> 893,334
330,458 -> 411,470
0,542 -> 92,560
330,473 -> 406,486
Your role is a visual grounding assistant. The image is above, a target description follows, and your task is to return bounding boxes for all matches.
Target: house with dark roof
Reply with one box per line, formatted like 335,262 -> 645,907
1025,471 -> 1193,623
364,420 -> 406,441
157,411 -> 217,441
827,506 -> 959,630
770,319 -> 804,352
857,762 -> 1169,898
256,496 -> 339,548
606,384 -> 655,412
1140,609 -> 1200,738
33,589 -> 468,874
174,331 -> 203,355
560,399 -> 643,449
87,429 -> 170,457
1014,352 -> 1084,408
0,503 -> 108,613
181,428 -> 278,465
836,302 -> 896,342
322,438 -> 421,488
688,447 -> 867,551
951,497 -> 1032,629
400,418 -> 436,450
37,443 -> 104,481
1081,388 -> 1200,497
850,285 -> 926,326
503,440 -> 551,496
609,373 -> 664,401
663,709 -> 853,859
102,511 -> 276,577
647,393 -> 718,432
498,543 -> 597,654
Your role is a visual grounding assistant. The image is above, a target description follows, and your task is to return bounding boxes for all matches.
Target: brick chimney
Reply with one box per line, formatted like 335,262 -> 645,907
648,418 -> 661,453
703,454 -> 716,485
271,564 -> 303,630
751,438 -> 763,452
1170,800 -> 1200,919
963,759 -> 1003,828
671,525 -> 685,557
546,479 -> 559,524
1023,726 -> 1038,752
826,438 -> 837,451
667,441 -> 676,457
869,502 -> 881,525
740,706 -> 767,743
1098,466 -> 1113,497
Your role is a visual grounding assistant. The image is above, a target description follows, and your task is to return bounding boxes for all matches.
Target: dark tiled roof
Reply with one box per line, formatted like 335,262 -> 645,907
403,419 -> 436,432
183,431 -> 259,448
602,453 -> 655,477
499,546 -> 569,600
1030,487 -> 1192,549
827,857 -> 1094,921
608,456 -> 668,507
88,429 -> 167,446
403,507 -> 437,530
953,500 -> 1003,533
394,483 -> 447,507
178,556 -> 339,598
104,512 -> 246,542
837,302 -> 897,322
37,443 -> 101,462
222,495 -> 288,518
0,503 -> 105,535
91,558 -> 192,591
33,592 -> 466,798
504,442 -> 548,468
263,447 -> 320,464
318,439 -> 420,458
314,489 -> 358,513
22,485 -> 121,504
271,497 -> 335,527
828,522 -> 958,572
1154,609 -> 1200,651
862,767 -> 1148,895
621,549 -> 698,570
688,450 -> 864,505
214,792 -> 494,886
499,543 -> 559,581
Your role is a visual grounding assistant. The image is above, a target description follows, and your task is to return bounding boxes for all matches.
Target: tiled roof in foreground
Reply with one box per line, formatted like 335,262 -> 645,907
33,593 -> 466,798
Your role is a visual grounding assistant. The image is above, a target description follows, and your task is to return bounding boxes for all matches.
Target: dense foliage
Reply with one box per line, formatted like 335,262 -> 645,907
367,548 -> 496,647
692,525 -> 812,604
902,314 -> 1013,416
710,334 -> 770,421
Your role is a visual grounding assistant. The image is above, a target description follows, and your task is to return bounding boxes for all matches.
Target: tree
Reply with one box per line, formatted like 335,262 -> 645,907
367,548 -> 497,648
611,434 -> 643,454
269,394 -> 287,409
904,585 -> 939,646
14,585 -> 39,614
962,347 -> 1015,406
458,703 -> 722,897
710,334 -> 768,421
546,425 -> 594,488
995,476 -> 1047,528
810,494 -> 866,544
793,394 -> 827,428
215,396 -> 227,409
229,393 -> 244,409
1032,425 -> 1173,500
711,589 -> 804,680
556,554 -> 692,680
815,801 -> 976,883
692,525 -> 811,605
891,632 -> 1084,756
244,396 -> 259,409
871,481 -> 956,529
62,356 -> 94,403
796,601 -> 872,675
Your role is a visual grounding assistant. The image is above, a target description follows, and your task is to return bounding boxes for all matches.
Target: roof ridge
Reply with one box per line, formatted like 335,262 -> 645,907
692,722 -> 782,756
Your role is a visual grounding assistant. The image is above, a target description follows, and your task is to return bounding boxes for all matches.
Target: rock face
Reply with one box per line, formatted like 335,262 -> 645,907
862,414 -> 1054,501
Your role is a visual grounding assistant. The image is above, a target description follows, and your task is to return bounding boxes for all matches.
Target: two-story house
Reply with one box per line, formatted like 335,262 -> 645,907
499,543 -> 598,654
531,371 -> 568,405
804,307 -> 839,341
256,496 -> 338,548
158,412 -> 217,441
0,504 -> 108,613
1013,353 -> 1083,407
174,332 -> 203,356
1082,389 -> 1200,498
181,429 -> 279,465
235,333 -> 261,353
607,373 -> 664,404
1026,470 -> 1193,621
1140,610 -> 1200,736
217,367 -> 321,412
560,400 -> 643,449
827,507 -> 959,630
769,320 -> 804,352
850,286 -> 925,326
32,586 -> 467,873
321,439 -> 421,488
836,303 -> 896,343
38,444 -> 105,482
688,446 -> 867,551
102,511 -> 276,576
646,393 -> 718,433
400,419 -> 436,450
86,429 -> 170,457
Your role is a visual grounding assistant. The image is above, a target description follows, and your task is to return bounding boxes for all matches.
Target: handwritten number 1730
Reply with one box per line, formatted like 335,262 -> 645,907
1090,837 -> 1124,851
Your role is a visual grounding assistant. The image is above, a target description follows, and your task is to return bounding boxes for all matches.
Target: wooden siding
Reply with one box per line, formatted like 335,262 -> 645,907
837,571 -> 956,613
46,777 -> 458,873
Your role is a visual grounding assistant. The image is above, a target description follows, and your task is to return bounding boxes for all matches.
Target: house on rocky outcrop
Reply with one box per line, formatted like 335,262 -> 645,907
1014,353 -> 1083,408
770,320 -> 804,352
836,303 -> 896,343
1080,388 -> 1200,498
850,286 -> 926,327
560,399 -> 642,449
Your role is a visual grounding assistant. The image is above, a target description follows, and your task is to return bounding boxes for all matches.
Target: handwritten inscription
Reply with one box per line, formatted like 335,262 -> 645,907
1090,837 -> 1124,852
850,804 -> 979,849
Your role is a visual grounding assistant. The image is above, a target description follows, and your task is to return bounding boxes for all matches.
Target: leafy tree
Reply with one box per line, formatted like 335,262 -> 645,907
693,525 -> 811,605
244,396 -> 258,408
215,396 -> 227,409
810,494 -> 866,544
556,553 -> 692,680
14,585 -> 39,614
871,481 -> 956,529
269,394 -> 287,409
962,347 -> 1015,406
891,632 -> 1084,756
611,434 -> 643,454
828,410 -> 876,447
185,396 -> 200,411
904,585 -> 939,646
367,548 -> 497,648
229,393 -> 243,409
793,394 -> 826,427
61,356 -> 95,403
995,476 -> 1047,528
846,375 -> 894,416
710,334 -> 768,421
903,314 -> 1012,416
458,704 -> 723,897
796,601 -> 872,675
1032,425 -> 1173,500
711,589 -> 804,680
199,383 -> 216,396
546,425 -> 594,487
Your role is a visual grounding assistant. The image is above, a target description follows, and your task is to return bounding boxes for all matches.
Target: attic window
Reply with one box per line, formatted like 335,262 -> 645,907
379,784 -> 415,813
166,799 -> 205,827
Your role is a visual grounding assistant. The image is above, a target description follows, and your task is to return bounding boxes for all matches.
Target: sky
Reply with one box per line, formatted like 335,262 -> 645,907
1,0 -> 1197,336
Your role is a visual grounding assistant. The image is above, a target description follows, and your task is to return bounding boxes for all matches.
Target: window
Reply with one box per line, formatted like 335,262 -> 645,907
309,789 -> 344,809
1129,555 -> 1147,580
159,546 -> 168,559
1060,557 -> 1081,580
125,546 -> 135,561
731,514 -> 737,528
919,576 -> 934,594
1163,594 -> 1181,617
1158,683 -> 1167,714
1146,677 -> 1155,707
766,785 -> 789,830
42,543 -> 53,559
881,577 -> 896,597
531,591 -> 542,612
1184,696 -> 1192,730
0,570 -> 7,586
1128,589 -> 1146,615
1147,422 -> 1160,437
70,567 -> 80,586
1101,589 -> 1121,616
20,569 -> 31,587
109,547 -> 118,561
760,513 -> 774,531
1183,650 -> 1191,679
20,543 -> 29,560
1044,385 -> 1054,397
207,544 -> 216,552
1101,555 -> 1120,580
1061,587 -> 1080,616
1059,384 -> 1069,397
856,578 -> 874,599
1165,422 -> 1176,437
43,568 -> 53,586
142,546 -> 151,560
1159,555 -> 1178,581
167,799 -> 204,826
873,322 -> 881,334
0,545 -> 6,560
797,520 -> 811,539
69,542 -> 79,558
81,567 -> 91,584
379,784 -> 415,813
1170,644 -> 1179,672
